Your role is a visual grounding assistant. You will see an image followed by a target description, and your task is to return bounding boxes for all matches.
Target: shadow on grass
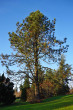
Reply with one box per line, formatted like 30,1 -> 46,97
0,100 -> 29,108
41,94 -> 73,110
42,95 -> 64,103
0,94 -> 73,110
42,94 -> 73,103
46,99 -> 73,110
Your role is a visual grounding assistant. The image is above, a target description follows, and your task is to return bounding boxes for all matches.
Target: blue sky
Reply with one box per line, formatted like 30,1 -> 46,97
0,0 -> 73,80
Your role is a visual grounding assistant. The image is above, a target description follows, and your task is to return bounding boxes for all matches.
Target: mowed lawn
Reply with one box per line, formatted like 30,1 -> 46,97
0,94 -> 73,110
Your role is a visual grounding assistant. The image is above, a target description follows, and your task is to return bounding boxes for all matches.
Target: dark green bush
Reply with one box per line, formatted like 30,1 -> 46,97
0,74 -> 16,105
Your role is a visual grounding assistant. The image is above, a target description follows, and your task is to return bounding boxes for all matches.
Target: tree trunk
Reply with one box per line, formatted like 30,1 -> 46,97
35,81 -> 40,100
34,55 -> 40,100
34,35 -> 40,100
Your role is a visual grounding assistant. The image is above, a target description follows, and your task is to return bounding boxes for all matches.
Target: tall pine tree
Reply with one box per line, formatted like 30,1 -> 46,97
0,10 -> 68,100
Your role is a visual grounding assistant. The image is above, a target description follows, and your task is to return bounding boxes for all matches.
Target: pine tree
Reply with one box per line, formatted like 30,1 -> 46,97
58,54 -> 71,85
1,10 -> 68,100
20,74 -> 30,101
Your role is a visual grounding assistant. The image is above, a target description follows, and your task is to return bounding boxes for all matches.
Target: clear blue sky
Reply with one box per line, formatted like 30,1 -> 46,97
0,0 -> 73,77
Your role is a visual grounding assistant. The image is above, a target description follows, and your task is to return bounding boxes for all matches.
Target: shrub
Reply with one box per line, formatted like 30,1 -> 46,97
0,74 -> 16,105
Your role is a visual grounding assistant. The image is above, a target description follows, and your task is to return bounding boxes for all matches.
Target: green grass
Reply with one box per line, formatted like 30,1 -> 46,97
0,94 -> 73,110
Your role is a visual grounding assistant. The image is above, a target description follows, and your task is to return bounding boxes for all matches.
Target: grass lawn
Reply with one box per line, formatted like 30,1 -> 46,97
0,94 -> 73,110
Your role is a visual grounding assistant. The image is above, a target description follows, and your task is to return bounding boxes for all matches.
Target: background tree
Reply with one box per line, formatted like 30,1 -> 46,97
41,68 -> 57,97
42,55 -> 71,96
56,54 -> 71,94
0,10 -> 68,100
20,74 -> 30,101
24,74 -> 30,89
0,74 -> 16,105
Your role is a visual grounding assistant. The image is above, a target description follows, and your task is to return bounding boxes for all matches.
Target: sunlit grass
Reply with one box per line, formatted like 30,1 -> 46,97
0,94 -> 73,110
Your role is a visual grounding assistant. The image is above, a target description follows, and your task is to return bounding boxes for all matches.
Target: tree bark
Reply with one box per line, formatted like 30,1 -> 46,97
34,35 -> 40,100
34,58 -> 40,99
35,80 -> 40,100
